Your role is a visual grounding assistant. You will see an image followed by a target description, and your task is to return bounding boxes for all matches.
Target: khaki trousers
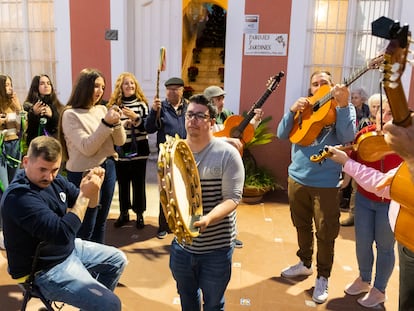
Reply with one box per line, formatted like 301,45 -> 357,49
287,177 -> 341,278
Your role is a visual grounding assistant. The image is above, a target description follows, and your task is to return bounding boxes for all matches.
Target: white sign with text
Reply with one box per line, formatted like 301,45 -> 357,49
244,33 -> 288,56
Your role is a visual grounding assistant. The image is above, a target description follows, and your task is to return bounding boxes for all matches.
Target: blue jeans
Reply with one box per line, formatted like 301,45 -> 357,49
67,157 -> 117,244
354,192 -> 395,292
169,240 -> 233,311
35,238 -> 127,311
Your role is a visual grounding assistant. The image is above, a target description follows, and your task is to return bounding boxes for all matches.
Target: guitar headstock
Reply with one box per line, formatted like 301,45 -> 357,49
267,71 -> 285,92
383,21 -> 410,88
368,54 -> 384,70
372,16 -> 412,128
309,146 -> 331,164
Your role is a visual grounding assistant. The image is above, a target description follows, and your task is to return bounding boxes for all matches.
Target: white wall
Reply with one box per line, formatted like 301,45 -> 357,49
398,0 -> 414,97
284,0 -> 310,113
223,0 -> 245,114
132,0 -> 183,100
110,0 -> 128,88
54,0 -> 72,104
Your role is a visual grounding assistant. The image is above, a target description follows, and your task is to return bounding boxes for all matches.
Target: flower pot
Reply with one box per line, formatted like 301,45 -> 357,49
242,186 -> 270,204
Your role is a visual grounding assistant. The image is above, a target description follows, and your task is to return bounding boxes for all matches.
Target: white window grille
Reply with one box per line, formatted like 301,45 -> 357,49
306,0 -> 393,96
0,0 -> 56,102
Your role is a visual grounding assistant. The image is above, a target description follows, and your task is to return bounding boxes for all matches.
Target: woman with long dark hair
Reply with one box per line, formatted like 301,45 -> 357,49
59,68 -> 126,244
24,74 -> 63,146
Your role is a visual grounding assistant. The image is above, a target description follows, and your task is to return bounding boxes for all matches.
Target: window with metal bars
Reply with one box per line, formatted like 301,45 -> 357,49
0,0 -> 56,102
307,0 -> 392,96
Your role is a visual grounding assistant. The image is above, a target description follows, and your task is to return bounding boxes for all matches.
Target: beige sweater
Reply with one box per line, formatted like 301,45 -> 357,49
62,105 -> 126,172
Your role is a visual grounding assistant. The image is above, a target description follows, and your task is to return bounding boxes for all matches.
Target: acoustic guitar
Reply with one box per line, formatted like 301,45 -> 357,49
289,56 -> 383,146
214,71 -> 284,144
373,17 -> 414,250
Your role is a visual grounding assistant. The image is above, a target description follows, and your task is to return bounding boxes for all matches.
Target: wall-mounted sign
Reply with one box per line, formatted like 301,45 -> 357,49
105,29 -> 118,41
244,15 -> 259,34
244,33 -> 288,56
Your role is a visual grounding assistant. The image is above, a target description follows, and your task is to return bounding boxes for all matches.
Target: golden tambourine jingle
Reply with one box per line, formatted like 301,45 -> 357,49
157,134 -> 203,244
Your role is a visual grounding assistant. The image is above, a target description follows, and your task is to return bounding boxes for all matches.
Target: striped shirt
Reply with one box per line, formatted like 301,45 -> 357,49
182,138 -> 244,254
116,96 -> 150,161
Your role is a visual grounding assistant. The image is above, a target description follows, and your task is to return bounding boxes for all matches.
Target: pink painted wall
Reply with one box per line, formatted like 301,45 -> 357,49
69,0 -> 112,99
242,0 -> 293,187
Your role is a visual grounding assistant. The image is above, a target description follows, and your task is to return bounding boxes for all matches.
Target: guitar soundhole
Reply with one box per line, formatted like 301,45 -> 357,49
230,127 -> 242,139
313,101 -> 321,111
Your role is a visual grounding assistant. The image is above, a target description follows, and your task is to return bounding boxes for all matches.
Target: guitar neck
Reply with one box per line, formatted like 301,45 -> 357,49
385,83 -> 412,127
343,62 -> 370,86
315,62 -> 371,110
237,88 -> 273,132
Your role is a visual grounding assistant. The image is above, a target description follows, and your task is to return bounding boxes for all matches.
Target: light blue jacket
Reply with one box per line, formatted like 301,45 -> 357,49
277,105 -> 356,187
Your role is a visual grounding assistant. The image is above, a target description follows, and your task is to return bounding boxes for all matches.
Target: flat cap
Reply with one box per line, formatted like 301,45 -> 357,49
165,77 -> 184,87
204,86 -> 226,100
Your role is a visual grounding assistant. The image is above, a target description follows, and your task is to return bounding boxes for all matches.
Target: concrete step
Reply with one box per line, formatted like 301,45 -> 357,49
187,47 -> 224,93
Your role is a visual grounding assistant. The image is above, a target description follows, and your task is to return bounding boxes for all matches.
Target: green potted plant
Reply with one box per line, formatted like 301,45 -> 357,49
242,116 -> 284,203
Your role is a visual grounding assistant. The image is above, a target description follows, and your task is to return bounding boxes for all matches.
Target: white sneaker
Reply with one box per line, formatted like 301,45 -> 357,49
281,261 -> 313,278
313,276 -> 329,304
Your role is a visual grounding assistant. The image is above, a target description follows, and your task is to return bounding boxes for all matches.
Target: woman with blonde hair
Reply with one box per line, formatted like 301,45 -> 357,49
107,72 -> 150,229
59,68 -> 126,243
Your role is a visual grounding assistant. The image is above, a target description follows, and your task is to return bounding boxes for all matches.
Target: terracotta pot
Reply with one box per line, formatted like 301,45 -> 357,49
242,186 -> 270,204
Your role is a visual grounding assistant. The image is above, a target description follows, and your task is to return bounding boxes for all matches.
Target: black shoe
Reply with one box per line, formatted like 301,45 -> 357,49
114,212 -> 130,228
157,231 -> 168,239
136,214 -> 145,229
234,239 -> 244,248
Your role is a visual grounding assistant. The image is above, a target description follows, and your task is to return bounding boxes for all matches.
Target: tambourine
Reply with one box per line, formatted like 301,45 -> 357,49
157,135 -> 203,244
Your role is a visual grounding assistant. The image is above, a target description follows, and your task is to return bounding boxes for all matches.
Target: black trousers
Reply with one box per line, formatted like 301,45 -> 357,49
115,159 -> 147,215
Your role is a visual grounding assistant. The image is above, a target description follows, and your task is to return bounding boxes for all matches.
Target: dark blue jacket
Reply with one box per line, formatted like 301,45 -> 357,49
144,98 -> 188,148
1,170 -> 81,279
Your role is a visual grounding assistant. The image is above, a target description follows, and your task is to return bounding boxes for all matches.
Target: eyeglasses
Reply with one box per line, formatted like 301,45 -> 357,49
185,112 -> 210,121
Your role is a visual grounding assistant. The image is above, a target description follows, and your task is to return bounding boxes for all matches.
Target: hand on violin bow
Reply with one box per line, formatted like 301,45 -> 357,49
327,145 -> 350,165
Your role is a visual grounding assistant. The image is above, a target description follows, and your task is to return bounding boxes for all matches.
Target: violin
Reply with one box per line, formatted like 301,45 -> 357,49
310,125 -> 394,163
